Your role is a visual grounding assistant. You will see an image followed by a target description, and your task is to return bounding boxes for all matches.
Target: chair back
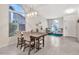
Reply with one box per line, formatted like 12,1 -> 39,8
16,31 -> 22,39
22,32 -> 30,41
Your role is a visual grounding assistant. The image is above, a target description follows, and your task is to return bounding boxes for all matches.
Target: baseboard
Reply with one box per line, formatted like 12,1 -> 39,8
63,36 -> 77,38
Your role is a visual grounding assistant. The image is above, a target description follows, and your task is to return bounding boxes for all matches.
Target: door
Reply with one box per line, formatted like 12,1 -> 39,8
63,14 -> 77,37
77,20 -> 79,40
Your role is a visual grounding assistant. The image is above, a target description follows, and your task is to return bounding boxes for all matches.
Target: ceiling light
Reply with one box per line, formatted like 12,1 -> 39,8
65,8 -> 76,14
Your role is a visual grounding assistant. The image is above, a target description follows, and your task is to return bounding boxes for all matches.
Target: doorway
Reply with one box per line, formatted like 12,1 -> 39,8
48,17 -> 63,36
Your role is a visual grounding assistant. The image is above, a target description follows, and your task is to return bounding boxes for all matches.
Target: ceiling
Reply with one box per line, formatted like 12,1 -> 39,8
22,4 -> 79,19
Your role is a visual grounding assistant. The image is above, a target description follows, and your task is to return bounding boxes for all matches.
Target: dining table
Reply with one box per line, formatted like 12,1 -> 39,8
30,32 -> 48,50
23,32 -> 48,53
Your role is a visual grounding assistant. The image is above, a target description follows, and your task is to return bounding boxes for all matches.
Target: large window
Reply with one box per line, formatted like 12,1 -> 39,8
9,4 -> 26,37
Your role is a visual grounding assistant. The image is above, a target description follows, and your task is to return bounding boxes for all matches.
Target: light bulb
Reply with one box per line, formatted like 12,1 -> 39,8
35,12 -> 37,15
27,14 -> 30,17
31,12 -> 34,16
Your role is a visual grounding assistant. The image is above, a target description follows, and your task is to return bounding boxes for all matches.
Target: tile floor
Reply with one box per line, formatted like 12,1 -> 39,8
0,35 -> 79,55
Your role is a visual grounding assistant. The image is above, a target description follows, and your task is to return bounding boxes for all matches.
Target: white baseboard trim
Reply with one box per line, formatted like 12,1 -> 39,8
63,35 -> 77,38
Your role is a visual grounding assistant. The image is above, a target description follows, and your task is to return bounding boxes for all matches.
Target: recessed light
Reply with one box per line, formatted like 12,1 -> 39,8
65,8 -> 76,14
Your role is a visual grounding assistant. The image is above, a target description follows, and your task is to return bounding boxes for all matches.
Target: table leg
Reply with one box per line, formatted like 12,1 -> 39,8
38,38 -> 40,50
43,36 -> 44,47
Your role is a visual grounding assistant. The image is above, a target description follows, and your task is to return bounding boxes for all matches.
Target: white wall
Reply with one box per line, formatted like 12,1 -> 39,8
25,15 -> 48,32
0,4 -> 9,48
25,16 -> 40,32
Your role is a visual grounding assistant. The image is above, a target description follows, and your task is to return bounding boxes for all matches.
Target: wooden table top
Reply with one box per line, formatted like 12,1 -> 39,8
22,32 -> 48,41
30,32 -> 47,37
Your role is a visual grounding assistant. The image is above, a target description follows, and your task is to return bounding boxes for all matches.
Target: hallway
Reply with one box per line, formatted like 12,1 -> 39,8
0,36 -> 79,55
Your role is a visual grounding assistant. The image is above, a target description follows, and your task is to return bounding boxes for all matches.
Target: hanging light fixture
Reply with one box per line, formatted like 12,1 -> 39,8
27,12 -> 38,17
27,7 -> 38,17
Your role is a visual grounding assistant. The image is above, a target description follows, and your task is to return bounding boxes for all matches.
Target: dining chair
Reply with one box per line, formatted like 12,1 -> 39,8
22,32 -> 36,55
16,31 -> 25,49
35,35 -> 44,50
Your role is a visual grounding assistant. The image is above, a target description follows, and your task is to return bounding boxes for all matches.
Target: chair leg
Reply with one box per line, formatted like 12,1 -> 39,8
17,38 -> 20,48
28,48 -> 31,55
23,45 -> 28,52
17,44 -> 18,48
20,43 -> 23,49
23,47 -> 26,52
17,42 -> 19,48
28,42 -> 31,55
